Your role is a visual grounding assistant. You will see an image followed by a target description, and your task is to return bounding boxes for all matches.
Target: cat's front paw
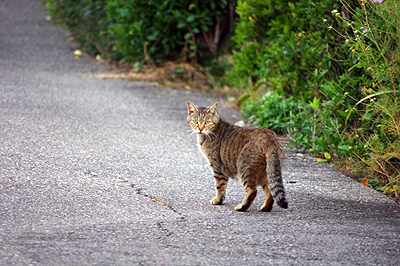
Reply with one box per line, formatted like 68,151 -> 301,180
210,197 -> 223,205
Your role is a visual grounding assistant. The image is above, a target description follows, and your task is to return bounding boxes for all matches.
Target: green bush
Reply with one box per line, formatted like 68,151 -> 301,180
44,0 -> 235,64
331,0 -> 400,198
229,0 -> 354,102
105,0 -> 234,63
242,90 -> 305,135
44,0 -> 111,57
231,0 -> 400,200
230,0 -> 363,141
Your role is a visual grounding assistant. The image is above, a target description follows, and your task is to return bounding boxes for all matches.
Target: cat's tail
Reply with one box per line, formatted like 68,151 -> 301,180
266,149 -> 288,209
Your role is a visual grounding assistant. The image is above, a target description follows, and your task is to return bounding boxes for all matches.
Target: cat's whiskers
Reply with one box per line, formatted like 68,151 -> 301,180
203,131 -> 218,142
208,131 -> 219,140
188,131 -> 197,138
204,132 -> 212,142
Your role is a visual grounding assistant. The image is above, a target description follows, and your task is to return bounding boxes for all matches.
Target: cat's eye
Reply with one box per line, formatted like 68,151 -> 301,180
205,121 -> 211,125
193,120 -> 198,124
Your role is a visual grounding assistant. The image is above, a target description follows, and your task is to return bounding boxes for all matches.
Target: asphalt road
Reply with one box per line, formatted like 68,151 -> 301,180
1,0 -> 399,265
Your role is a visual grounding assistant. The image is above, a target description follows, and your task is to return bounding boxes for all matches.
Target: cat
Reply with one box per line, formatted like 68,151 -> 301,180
186,101 -> 288,212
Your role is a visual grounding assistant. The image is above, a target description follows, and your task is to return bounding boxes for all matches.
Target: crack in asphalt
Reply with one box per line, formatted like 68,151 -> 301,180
131,183 -> 186,226
156,222 -> 172,237
130,183 -> 186,238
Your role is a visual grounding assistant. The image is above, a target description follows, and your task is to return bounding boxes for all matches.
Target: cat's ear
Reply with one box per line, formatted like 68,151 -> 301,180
206,102 -> 219,115
187,101 -> 198,114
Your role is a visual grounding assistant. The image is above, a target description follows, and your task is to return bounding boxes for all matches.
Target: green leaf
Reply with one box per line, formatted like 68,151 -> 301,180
251,82 -> 263,92
338,145 -> 349,151
309,97 -> 320,110
237,94 -> 251,106
186,15 -> 195,23
362,111 -> 373,121
147,30 -> 160,41
174,67 -> 184,74
177,21 -> 185,28
337,110 -> 347,118
324,152 -> 331,160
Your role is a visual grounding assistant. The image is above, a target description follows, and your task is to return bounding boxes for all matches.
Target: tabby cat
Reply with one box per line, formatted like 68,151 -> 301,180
186,101 -> 288,212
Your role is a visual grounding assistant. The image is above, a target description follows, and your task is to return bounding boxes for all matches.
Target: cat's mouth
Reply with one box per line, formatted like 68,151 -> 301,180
193,129 -> 207,135
197,130 -> 212,137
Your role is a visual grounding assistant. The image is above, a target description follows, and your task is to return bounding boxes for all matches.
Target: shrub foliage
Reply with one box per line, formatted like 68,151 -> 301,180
106,0 -> 234,63
44,0 -> 235,63
232,0 -> 399,200
44,0 -> 111,57
229,0 -> 354,101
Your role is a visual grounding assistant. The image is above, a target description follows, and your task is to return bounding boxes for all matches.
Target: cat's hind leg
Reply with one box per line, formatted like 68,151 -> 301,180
210,172 -> 228,205
235,180 -> 257,212
259,177 -> 274,212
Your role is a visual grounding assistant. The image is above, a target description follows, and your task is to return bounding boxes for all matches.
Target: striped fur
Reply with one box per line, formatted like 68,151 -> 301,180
187,101 -> 288,212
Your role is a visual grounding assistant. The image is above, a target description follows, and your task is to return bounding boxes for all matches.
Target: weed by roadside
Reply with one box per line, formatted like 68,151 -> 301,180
232,0 -> 400,202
